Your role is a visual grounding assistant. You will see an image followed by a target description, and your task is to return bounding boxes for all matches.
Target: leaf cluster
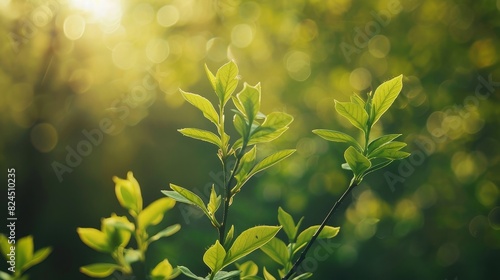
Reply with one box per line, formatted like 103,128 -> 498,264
77,171 -> 181,279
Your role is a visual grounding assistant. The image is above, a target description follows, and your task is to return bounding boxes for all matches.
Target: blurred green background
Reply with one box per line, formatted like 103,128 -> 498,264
1,0 -> 499,279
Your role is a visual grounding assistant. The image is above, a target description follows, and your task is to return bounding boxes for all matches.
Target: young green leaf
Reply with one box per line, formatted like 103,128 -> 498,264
291,272 -> 313,280
77,228 -> 112,253
367,134 -> 402,154
233,113 -> 248,138
344,146 -> 371,177
235,146 -> 257,183
80,263 -> 121,278
148,224 -> 181,243
16,236 -> 33,274
22,247 -> 52,273
207,185 -> 221,216
180,90 -> 219,126
263,267 -> 277,280
294,226 -> 340,255
178,266 -> 205,280
215,61 -> 239,106
137,197 -> 176,230
213,270 -> 241,280
334,101 -> 369,132
260,238 -> 289,266
224,226 -> 281,267
247,112 -> 294,145
237,260 -> 259,277
371,149 -> 410,160
113,172 -> 143,216
368,141 -> 407,159
277,207 -> 297,241
204,240 -> 227,273
224,225 -> 235,249
205,64 -> 217,91
312,129 -> 362,152
168,184 -> 210,216
101,215 -> 133,249
178,128 -> 222,147
236,83 -> 261,122
371,75 -> 403,125
248,149 -> 296,179
151,259 -> 174,279
350,93 -> 365,107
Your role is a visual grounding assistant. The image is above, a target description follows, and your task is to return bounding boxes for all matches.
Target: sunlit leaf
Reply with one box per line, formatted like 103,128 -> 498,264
80,263 -> 121,278
291,272 -> 313,280
334,101 -> 368,132
367,134 -> 402,154
233,113 -> 248,138
236,83 -> 261,122
168,184 -> 209,215
260,238 -> 289,266
350,93 -> 366,107
235,146 -> 257,184
277,207 -> 297,241
213,270 -> 241,280
178,266 -> 205,280
137,197 -> 176,230
101,215 -> 133,249
371,75 -> 403,125
248,149 -> 295,178
204,240 -> 226,273
369,141 -> 407,159
180,90 -> 219,126
263,267 -> 277,280
113,171 -> 143,216
248,112 -> 293,145
224,226 -> 281,267
215,61 -> 239,106
237,260 -> 259,277
224,225 -> 235,249
149,224 -> 181,243
207,185 -> 221,216
312,129 -> 362,151
178,128 -> 222,147
15,236 -> 33,273
151,259 -> 174,278
344,146 -> 371,177
22,247 -> 52,272
77,228 -> 112,253
294,226 -> 340,255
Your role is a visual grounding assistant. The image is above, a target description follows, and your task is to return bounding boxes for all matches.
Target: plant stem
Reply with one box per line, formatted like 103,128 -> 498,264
282,179 -> 358,280
218,155 -> 242,243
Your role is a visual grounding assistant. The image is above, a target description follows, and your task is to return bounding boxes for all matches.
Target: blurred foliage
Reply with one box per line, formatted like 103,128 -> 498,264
1,0 -> 499,279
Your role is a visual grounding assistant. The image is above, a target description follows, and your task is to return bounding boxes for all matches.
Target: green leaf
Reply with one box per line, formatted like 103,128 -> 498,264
235,146 -> 257,184
224,226 -> 281,267
213,270 -> 241,280
350,93 -> 365,107
260,238 -> 289,266
0,270 -> 11,280
224,225 -> 235,249
369,141 -> 407,159
178,266 -> 205,280
371,75 -> 403,125
151,259 -> 174,278
233,113 -> 248,138
207,185 -> 221,216
180,90 -> 219,126
237,260 -> 258,277
138,197 -> 176,230
168,184 -> 210,216
248,149 -> 296,178
22,247 -> 52,272
312,129 -> 362,152
371,149 -> 410,160
113,171 -> 143,216
0,234 -> 11,261
178,128 -> 222,147
294,226 -> 340,254
204,240 -> 226,273
363,160 -> 393,176
124,249 -> 142,264
236,83 -> 261,122
263,267 -> 277,280
80,263 -> 121,278
334,101 -> 369,132
344,146 -> 371,177
15,236 -> 33,274
101,215 -> 133,249
77,228 -> 112,253
149,224 -> 181,243
248,112 -> 293,145
277,207 -> 297,241
367,134 -> 402,154
214,61 -> 239,106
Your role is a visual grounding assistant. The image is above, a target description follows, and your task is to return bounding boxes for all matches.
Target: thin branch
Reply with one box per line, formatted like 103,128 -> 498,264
282,179 -> 358,280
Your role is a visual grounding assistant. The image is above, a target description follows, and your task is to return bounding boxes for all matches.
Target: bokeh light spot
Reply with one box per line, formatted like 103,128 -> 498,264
133,3 -> 155,25
469,215 -> 488,237
231,24 -> 254,48
30,123 -> 58,153
349,68 -> 372,91
451,151 -> 488,183
285,51 -> 311,81
157,5 -> 179,27
368,35 -> 391,58
63,15 -> 86,40
436,243 -> 460,266
146,39 -> 170,64
488,207 -> 500,230
476,181 -> 499,207
469,39 -> 498,68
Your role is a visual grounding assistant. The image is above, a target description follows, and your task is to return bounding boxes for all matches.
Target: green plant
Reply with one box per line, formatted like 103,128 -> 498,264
77,171 -> 181,279
0,234 -> 52,280
162,61 -> 298,279
282,75 -> 409,279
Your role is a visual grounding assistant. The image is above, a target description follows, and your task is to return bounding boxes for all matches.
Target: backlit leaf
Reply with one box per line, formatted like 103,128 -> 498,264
312,129 -> 362,152
80,263 -> 121,278
260,238 -> 289,266
178,128 -> 222,147
215,61 -> 239,106
294,226 -> 339,254
277,207 -> 297,241
344,146 -> 371,177
180,90 -> 219,126
372,75 -> 403,125
77,228 -> 112,253
137,197 -> 176,230
334,101 -> 368,132
367,134 -> 402,154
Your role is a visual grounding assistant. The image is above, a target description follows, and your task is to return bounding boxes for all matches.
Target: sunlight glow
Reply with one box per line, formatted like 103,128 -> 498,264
69,0 -> 122,26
